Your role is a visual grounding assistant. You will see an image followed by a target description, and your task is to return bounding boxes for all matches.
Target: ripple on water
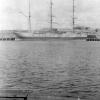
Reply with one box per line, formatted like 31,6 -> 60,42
0,41 -> 100,100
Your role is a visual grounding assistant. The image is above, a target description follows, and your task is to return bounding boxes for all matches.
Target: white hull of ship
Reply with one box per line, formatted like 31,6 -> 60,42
15,32 -> 87,40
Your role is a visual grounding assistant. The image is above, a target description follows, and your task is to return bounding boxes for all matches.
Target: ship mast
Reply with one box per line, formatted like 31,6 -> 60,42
50,0 -> 53,32
72,0 -> 75,33
28,0 -> 31,32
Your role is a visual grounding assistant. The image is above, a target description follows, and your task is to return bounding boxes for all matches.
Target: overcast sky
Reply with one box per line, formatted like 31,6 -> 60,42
0,0 -> 100,30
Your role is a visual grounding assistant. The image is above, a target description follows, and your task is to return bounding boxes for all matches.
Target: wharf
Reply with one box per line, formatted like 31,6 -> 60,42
0,38 -> 15,41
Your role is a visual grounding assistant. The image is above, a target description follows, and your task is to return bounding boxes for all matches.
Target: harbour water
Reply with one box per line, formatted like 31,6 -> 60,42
0,40 -> 100,100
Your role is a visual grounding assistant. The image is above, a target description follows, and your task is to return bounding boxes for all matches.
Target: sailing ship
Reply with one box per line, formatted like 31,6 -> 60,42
15,0 -> 87,40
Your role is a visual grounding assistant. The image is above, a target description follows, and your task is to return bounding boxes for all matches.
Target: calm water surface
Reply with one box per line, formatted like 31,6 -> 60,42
0,40 -> 100,100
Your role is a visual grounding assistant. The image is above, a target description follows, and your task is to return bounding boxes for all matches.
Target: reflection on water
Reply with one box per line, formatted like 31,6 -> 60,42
0,40 -> 100,100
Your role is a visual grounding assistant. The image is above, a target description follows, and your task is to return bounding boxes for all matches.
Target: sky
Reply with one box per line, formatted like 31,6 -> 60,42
0,0 -> 100,30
